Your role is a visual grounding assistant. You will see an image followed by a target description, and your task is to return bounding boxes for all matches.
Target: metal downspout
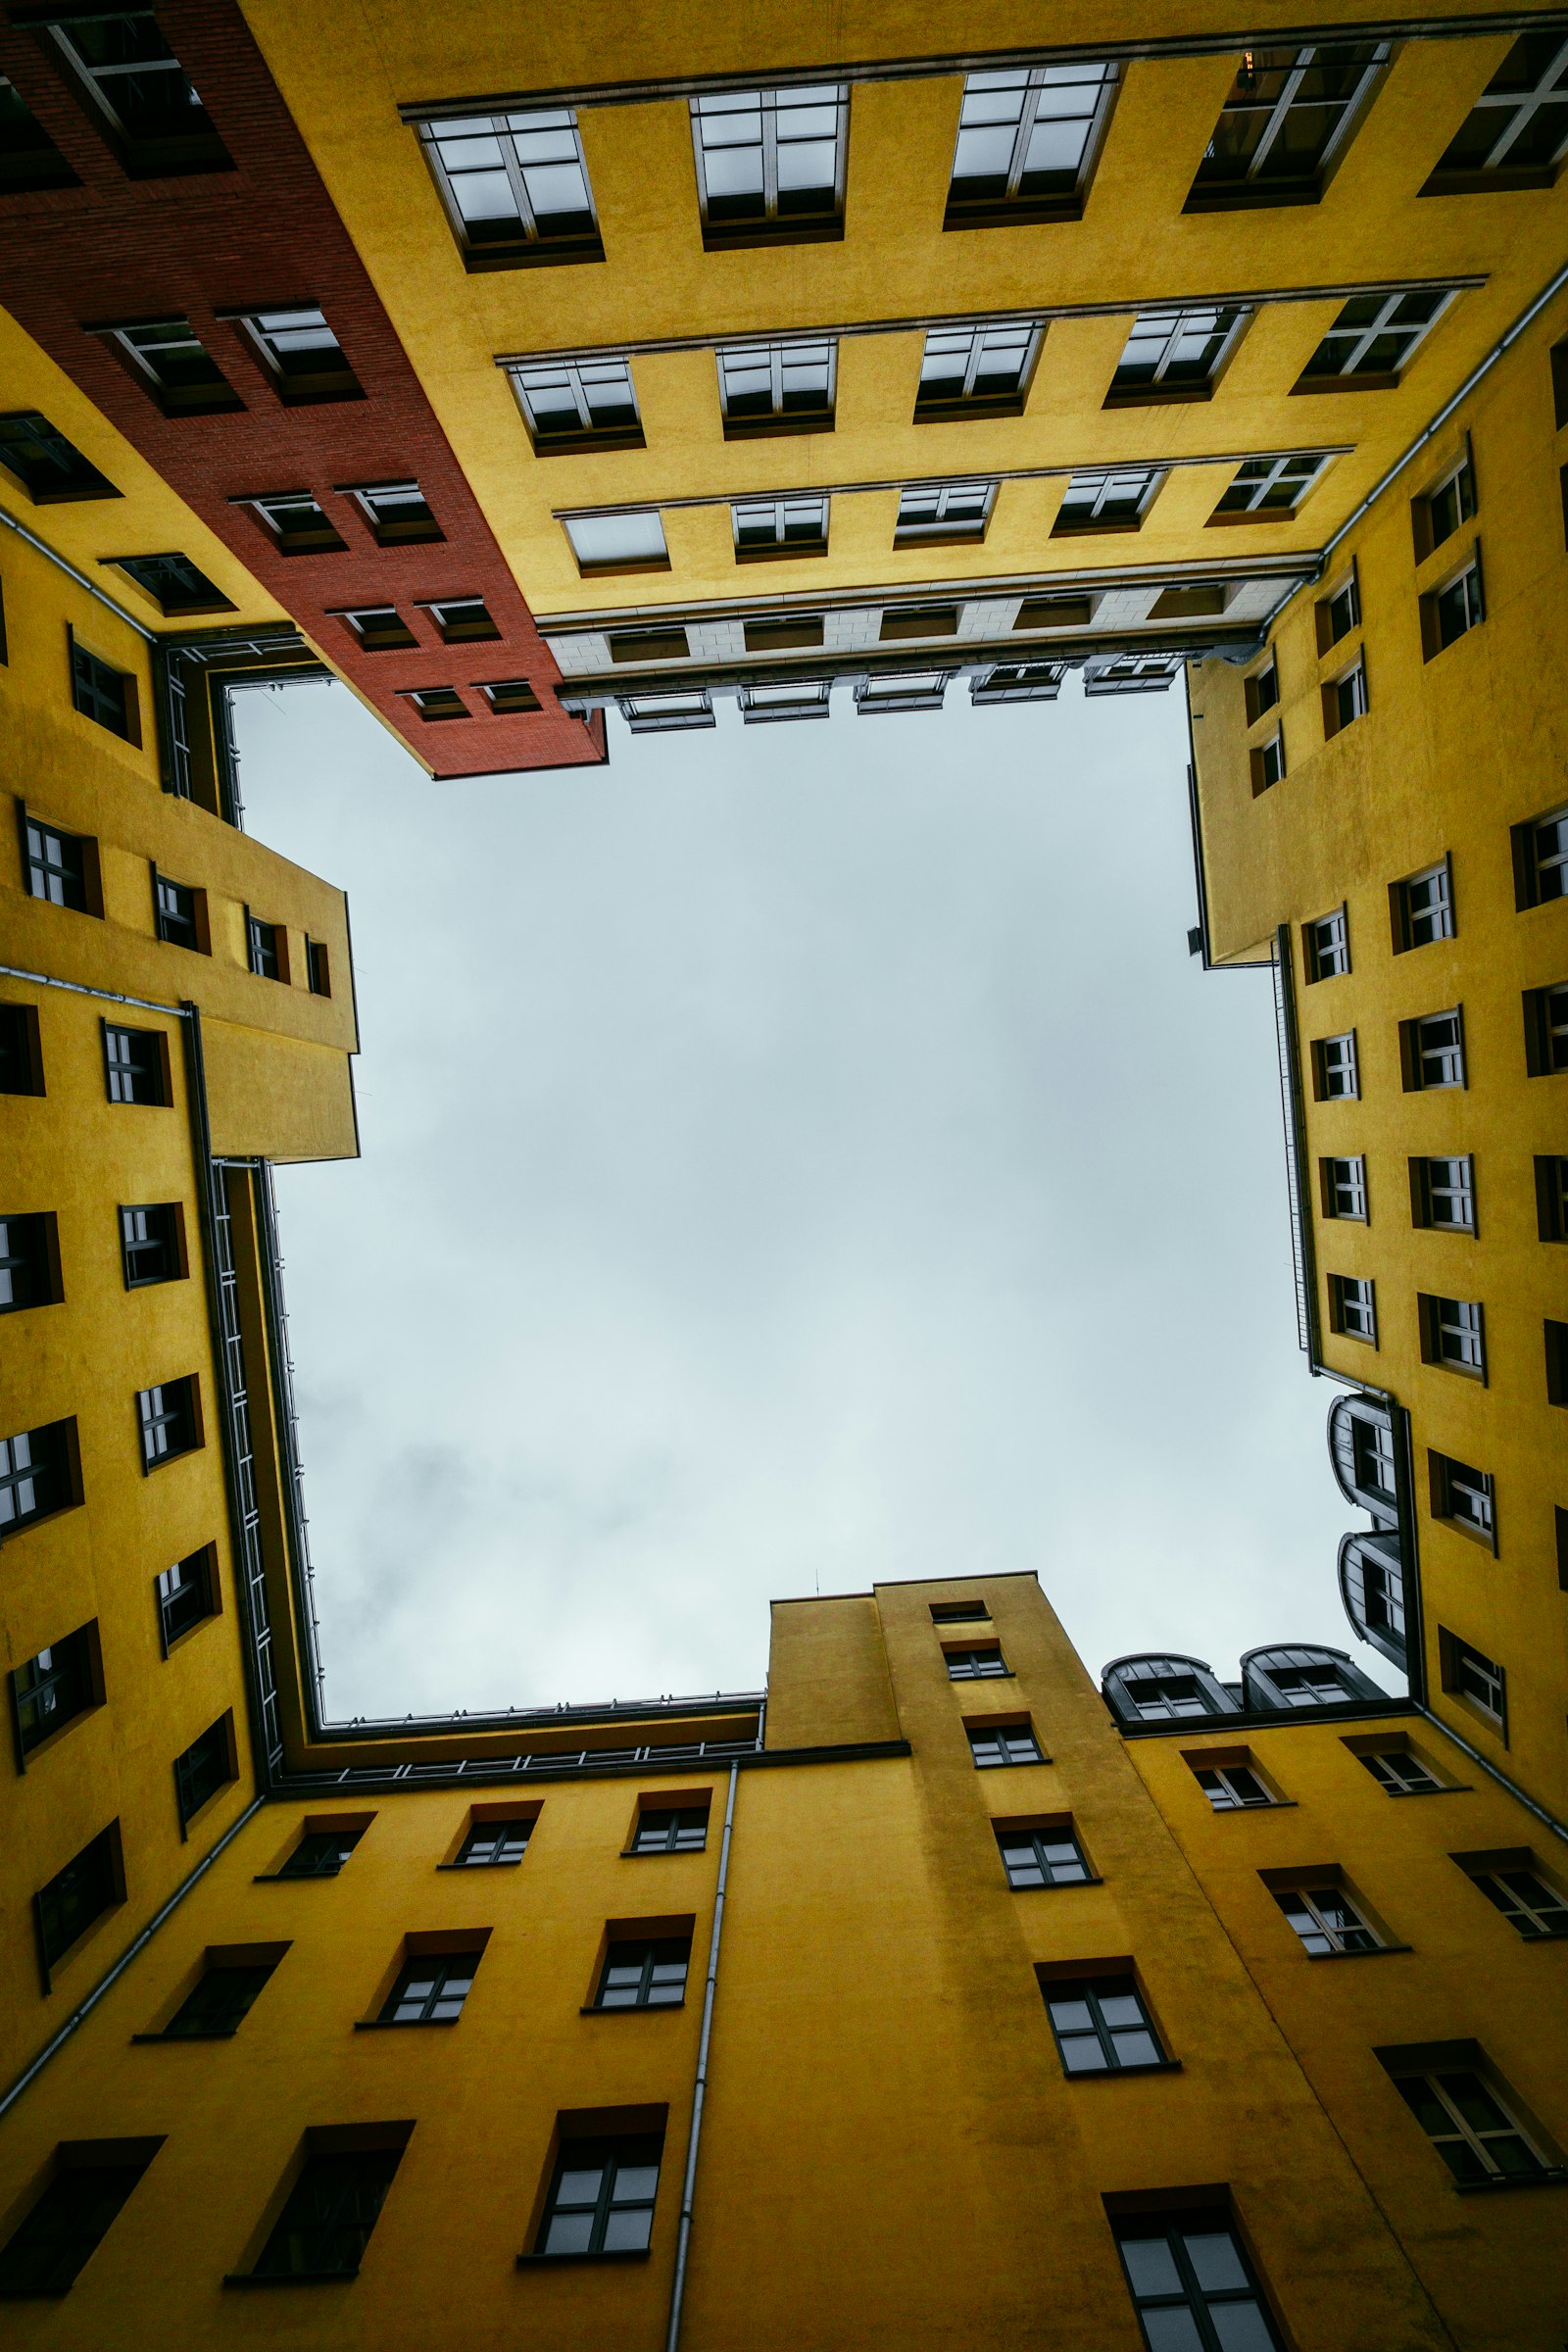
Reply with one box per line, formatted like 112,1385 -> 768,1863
665,1759 -> 739,2352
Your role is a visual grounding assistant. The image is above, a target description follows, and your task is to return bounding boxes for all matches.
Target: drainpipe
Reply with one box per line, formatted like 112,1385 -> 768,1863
665,1760 -> 739,2352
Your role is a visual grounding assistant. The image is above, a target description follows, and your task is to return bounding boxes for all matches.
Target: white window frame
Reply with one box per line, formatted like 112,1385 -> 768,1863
946,63 -> 1119,216
715,337 -> 836,429
894,481 -> 996,541
689,85 -> 848,239
1108,304 -> 1251,399
508,358 -> 641,448
416,109 -> 600,261
915,322 -> 1042,411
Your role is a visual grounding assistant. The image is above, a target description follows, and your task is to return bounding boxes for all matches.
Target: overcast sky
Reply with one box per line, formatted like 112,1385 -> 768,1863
234,674 -> 1391,1721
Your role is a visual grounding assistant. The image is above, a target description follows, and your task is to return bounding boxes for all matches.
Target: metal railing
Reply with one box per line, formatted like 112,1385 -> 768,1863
1270,924 -> 1316,1359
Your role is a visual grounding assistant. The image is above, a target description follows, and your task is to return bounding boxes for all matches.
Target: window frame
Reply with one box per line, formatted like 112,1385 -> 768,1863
232,306 -> 362,406
1112,2207 -> 1286,2350
34,1822 -> 123,1985
1319,1154 -> 1368,1221
1410,1154 -> 1476,1234
732,493 -> 831,562
1459,1856 -> 1568,1939
531,2130 -> 663,2259
715,337 -> 836,438
45,16 -> 230,177
136,1376 -> 202,1472
1302,905 -> 1349,982
1384,2053 -> 1563,2185
1104,304 -> 1251,407
1053,465 -> 1164,534
914,321 -> 1043,421
1412,446 -> 1477,562
1311,1030 -> 1359,1100
564,512 -> 669,577
1422,33 -> 1568,194
1440,1630 -> 1507,1732
1524,980 -> 1568,1076
1402,1007 -> 1467,1092
1214,451 -> 1331,521
1327,1272 -> 1378,1345
10,1622 -> 102,1765
945,62 -> 1120,228
689,85 -> 848,251
1420,552 -> 1485,659
1418,1297 -> 1488,1383
1041,1972 -> 1169,2075
996,1822 -> 1093,1888
1296,287 -> 1457,391
99,317 -> 242,416
1391,855 -> 1455,951
0,1211 -> 62,1314
416,108 -> 603,270
1186,40 -> 1392,211
966,1719 -> 1044,1769
0,1418 -> 80,1538
238,491 -> 347,557
1428,1447 -> 1496,1550
155,1545 -> 219,1655
508,357 -> 644,455
0,410 -> 118,504
173,1711 -> 237,1832
591,1935 -> 692,2011
894,479 -> 996,544
1271,1879 -> 1387,1956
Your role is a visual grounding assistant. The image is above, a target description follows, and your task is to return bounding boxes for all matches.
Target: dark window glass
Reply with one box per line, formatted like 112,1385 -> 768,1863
1114,2211 -> 1284,2350
110,327 -> 239,416
997,1826 -> 1090,1887
0,2155 -> 151,2295
247,918 -> 282,980
968,1723 -> 1043,1768
162,1960 -> 276,2036
174,1717 -> 232,1825
690,85 -> 846,237
1313,1032 -> 1357,1100
1539,1155 -> 1568,1241
0,72 -> 78,193
0,1004 -> 43,1096
511,357 -> 640,446
307,940 -> 332,997
37,1827 -> 119,1967
1303,908 -> 1348,980
1130,1673 -> 1210,1719
156,1548 -> 215,1647
536,2132 -> 662,2257
455,1819 -> 531,1866
1448,1637 -> 1505,1721
1274,1883 -> 1381,1953
13,1628 -> 96,1754
1219,453 -> 1327,514
104,1027 -> 166,1105
1044,1974 -> 1164,2072
1191,41 -> 1387,198
716,338 -> 834,427
1466,1865 -> 1568,1938
250,493 -> 346,555
1408,1010 -> 1465,1089
1523,806 -> 1568,906
0,1214 -> 55,1311
0,1420 -> 74,1533
948,63 -> 1116,216
1267,1664 -> 1347,1705
1527,981 -> 1568,1075
114,552 -> 231,612
1429,34 -> 1568,181
631,1807 -> 708,1854
121,1204 -> 181,1287
1194,1763 -> 1274,1810
1300,289 -> 1452,382
252,2148 -> 403,2278
137,1378 -> 199,1469
1414,1155 -> 1475,1232
51,14 -> 224,157
429,598 -> 500,643
419,109 -> 601,262
277,1829 -> 364,1879
1431,564 -> 1484,650
154,876 -> 201,949
354,482 -> 441,544
0,411 -> 118,502
24,820 -> 89,911
379,1954 -> 478,2024
242,308 -> 360,401
410,687 -> 468,720
1422,459 -> 1476,551
930,1600 -> 990,1623
917,323 -> 1039,413
595,1936 -> 690,2009
71,644 -> 131,738
1359,1747 -> 1443,1794
1395,2068 -> 1553,2183
946,1644 -> 1008,1679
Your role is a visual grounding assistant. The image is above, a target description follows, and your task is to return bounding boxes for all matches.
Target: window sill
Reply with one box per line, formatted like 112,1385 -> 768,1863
1452,2169 -> 1568,2193
1010,1875 -> 1105,1891
224,2271 -> 358,2287
434,1858 -> 524,1871
619,1848 -> 709,1859
1065,2058 -> 1183,2080
721,415 -> 835,441
354,2016 -> 460,2030
943,194 -> 1084,231
1293,372 -> 1400,397
1102,384 -> 1214,411
579,2000 -> 687,2014
1383,1784 -> 1473,1796
1207,1800 -> 1298,1814
734,543 -> 829,564
527,428 -> 645,459
131,2028 -> 236,2041
517,2247 -> 651,2267
1420,166 -> 1558,197
463,238 -> 606,273
1051,518 -> 1144,539
974,1757 -> 1052,1769
913,395 -> 1027,425
1183,182 -> 1321,214
949,1673 -> 1014,1684
893,528 -> 989,549
701,220 -> 843,254
1207,508 -> 1301,527
1302,1942 -> 1413,1961
575,559 -> 672,580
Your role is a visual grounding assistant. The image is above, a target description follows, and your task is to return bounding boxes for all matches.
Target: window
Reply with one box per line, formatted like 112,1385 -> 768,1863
0,1213 -> 59,1312
716,339 -> 834,434
946,1644 -> 1007,1680
997,1825 -> 1090,1887
1386,2056 -> 1560,2183
1328,1274 -> 1377,1344
12,1626 -> 99,1755
277,1828 -> 365,1879
1268,1662 -> 1349,1706
510,358 -> 641,452
1440,1631 -> 1506,1727
932,1599 -> 989,1623
967,1722 -> 1043,1768
426,599 -> 499,645
47,15 -> 228,174
153,874 -> 206,953
479,681 -> 541,716
156,1546 -> 217,1650
609,626 -> 689,670
174,1714 -> 234,1827
307,939 -> 331,997
0,411 -> 117,503
1273,1881 -> 1383,1954
1126,1674 -> 1211,1720
407,687 -> 469,722
251,2139 -> 407,2278
137,1376 -> 201,1470
36,1825 -> 122,1972
0,1004 -> 44,1097
1461,1858 -> 1568,1938
1421,557 -> 1484,658
1342,1535 -> 1406,1659
237,307 -> 362,404
1318,572 -> 1360,653
1391,859 -> 1454,951
1311,1031 -> 1358,1100
159,1954 -> 280,2036
1424,34 -> 1568,190
1298,289 -> 1454,388
1419,1297 -> 1486,1378
856,671 -> 951,713
1410,1155 -> 1475,1234
1322,655 -> 1369,736
347,481 -> 443,545
1043,1975 -> 1165,2073
732,494 -> 830,559
915,323 -> 1040,418
1113,2210 -> 1284,2350
740,679 -> 831,723
1429,1450 -> 1494,1543
378,1953 -> 478,2024
619,691 -> 714,733
1539,1155 -> 1568,1241
1547,1317 -> 1568,1406
1250,731 -> 1286,794
1188,41 -> 1389,206
1357,1746 -> 1444,1795
105,319 -> 240,416
1014,594 -> 1095,631
1302,906 -> 1348,981
247,916 -> 289,982
632,1806 -> 708,1854
1349,1414 -> 1397,1501
25,817 -> 97,914
0,73 -> 77,194
0,1420 -> 76,1533
454,1818 -> 532,1867
71,642 -> 137,741
342,607 -> 416,653
690,86 -> 846,246
1245,657 -> 1279,720
1402,1008 -> 1466,1091
535,2131 -> 662,2256
894,481 -> 995,542
243,492 -> 347,557
1524,981 -> 1568,1075
0,2143 -> 157,2295
1320,1155 -> 1368,1220
946,63 -> 1117,225
1106,305 -> 1250,403
743,618 -> 824,656
1054,466 -> 1162,532
1513,802 -> 1568,907
1412,453 -> 1476,560
417,110 -> 600,267
1214,453 -> 1330,519
120,1203 -> 184,1288
1191,1759 -> 1277,1810
594,1936 -> 691,2008
971,662 -> 1070,706
564,513 -> 668,574
112,552 -> 231,615
879,606 -> 958,645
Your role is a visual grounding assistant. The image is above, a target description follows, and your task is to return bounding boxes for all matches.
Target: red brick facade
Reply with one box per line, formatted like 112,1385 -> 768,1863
0,0 -> 605,779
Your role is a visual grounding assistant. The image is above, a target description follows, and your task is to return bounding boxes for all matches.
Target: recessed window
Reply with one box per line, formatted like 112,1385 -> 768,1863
1124,1673 -> 1210,1721
1440,1629 -> 1506,1727
0,1212 -> 60,1312
1348,1414 -> 1396,1503
880,605 -> 958,643
1327,1273 -> 1377,1344
997,1824 -> 1090,1887
121,1202 -> 184,1287
1391,858 -> 1454,951
1429,1450 -> 1495,1546
1423,35 -> 1568,192
1054,466 -> 1161,533
1267,1661 -> 1351,1706
1539,1155 -> 1568,1241
1297,289 -> 1454,389
1043,1974 -> 1165,2072
631,1805 -> 708,1854
103,1024 -> 169,1106
479,680 -> 542,716
0,2139 -> 156,2295
1460,1855 -> 1568,1938
915,323 -> 1040,419
1546,1317 -> 1568,1406
946,1643 -> 1007,1680
594,1935 -> 691,2009
1410,1155 -> 1475,1233
690,85 -> 846,248
1302,906 -> 1349,981
408,687 -> 470,721
250,2135 -> 408,2278
895,481 -> 995,542
379,1951 -> 479,2025
1513,802 -> 1568,909
0,1419 -> 77,1534
945,64 -> 1117,226
105,318 -> 241,416
1356,1745 -> 1444,1795
36,1823 -> 122,1973
0,1004 -> 45,1098
1524,980 -> 1568,1075
619,691 -> 715,733
417,110 -> 601,268
1383,2051 -> 1561,2183
276,1826 -> 366,1879
347,481 -> 443,544
153,873 -> 207,952
1320,1155 -> 1368,1220
967,1721 -> 1043,1768
739,680 -> 831,723
1214,453 -> 1330,520
743,616 -> 824,654
510,358 -> 642,453
111,552 -> 232,615
1191,1757 -> 1277,1810
247,915 -> 289,982
342,607 -> 417,653
1187,41 -> 1389,208
1322,654 -> 1369,737
237,306 -> 362,404
48,15 -> 229,175
972,662 -> 1070,705
1273,1880 -> 1383,1954
156,1545 -> 218,1650
564,513 -> 668,574
12,1625 -> 100,1756
1421,557 -> 1484,658
1311,1031 -> 1358,1099
1250,730 -> 1286,794
454,1817 -> 532,1867
307,939 -> 332,996
1412,452 -> 1476,560
1106,305 -> 1250,404
174,1713 -> 235,1828
242,492 -> 347,557
1014,594 -> 1094,631
137,1376 -> 201,1470
158,1952 -> 281,2036
1317,570 -> 1360,652
856,671 -> 951,713
534,2129 -> 662,2257
1419,1298 -> 1487,1380
0,411 -> 118,504
716,339 -> 835,435
1245,657 -> 1280,721
427,598 -> 499,644
1113,2209 -> 1284,2349
732,495 -> 829,559
1402,1008 -> 1466,1091
0,72 -> 77,193
71,642 -> 137,742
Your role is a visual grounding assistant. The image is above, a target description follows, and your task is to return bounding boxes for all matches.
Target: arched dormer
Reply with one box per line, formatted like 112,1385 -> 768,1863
1338,1531 -> 1407,1671
1327,1394 -> 1399,1522
1101,1653 -> 1239,1727
1241,1643 -> 1385,1712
